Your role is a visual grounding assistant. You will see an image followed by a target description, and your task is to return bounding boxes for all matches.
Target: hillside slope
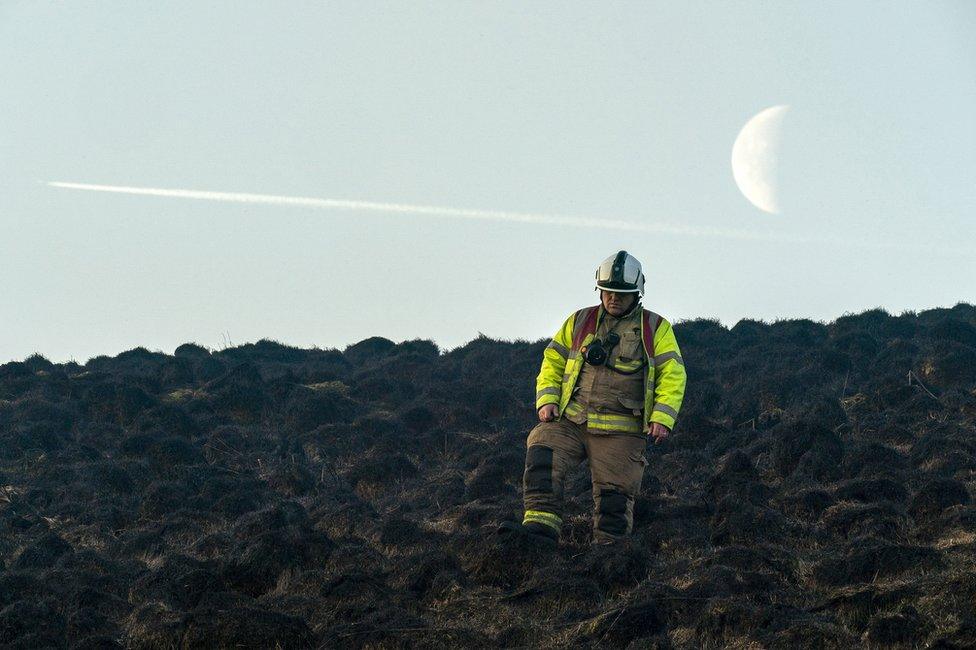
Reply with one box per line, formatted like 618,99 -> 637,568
1,304 -> 975,648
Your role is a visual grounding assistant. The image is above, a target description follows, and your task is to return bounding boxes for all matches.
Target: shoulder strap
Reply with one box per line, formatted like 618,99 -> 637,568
641,309 -> 662,359
571,306 -> 600,350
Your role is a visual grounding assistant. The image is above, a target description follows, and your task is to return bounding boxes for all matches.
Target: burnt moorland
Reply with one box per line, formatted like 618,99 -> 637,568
1,304 -> 975,648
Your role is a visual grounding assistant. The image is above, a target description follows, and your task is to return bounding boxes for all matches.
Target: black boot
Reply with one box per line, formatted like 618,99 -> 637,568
496,520 -> 558,550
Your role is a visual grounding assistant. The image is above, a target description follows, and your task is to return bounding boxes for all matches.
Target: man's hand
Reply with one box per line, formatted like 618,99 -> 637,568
648,422 -> 670,444
538,404 -> 559,422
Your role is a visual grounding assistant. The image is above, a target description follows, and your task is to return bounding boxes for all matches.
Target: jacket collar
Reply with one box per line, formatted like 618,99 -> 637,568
597,299 -> 642,327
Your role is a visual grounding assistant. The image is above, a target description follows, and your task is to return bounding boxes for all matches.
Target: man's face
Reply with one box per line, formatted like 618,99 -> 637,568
601,290 -> 637,316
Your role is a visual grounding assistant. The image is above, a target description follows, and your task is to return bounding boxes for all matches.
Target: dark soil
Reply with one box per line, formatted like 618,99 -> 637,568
1,304 -> 975,647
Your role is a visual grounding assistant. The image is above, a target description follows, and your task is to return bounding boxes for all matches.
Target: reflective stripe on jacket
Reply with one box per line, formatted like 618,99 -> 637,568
535,304 -> 687,430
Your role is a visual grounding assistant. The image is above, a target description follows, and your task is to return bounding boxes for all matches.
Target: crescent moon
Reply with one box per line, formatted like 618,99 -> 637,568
731,105 -> 790,214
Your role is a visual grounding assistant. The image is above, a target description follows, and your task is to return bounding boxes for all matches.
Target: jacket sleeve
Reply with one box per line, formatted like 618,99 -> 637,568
535,312 -> 576,410
649,318 -> 686,429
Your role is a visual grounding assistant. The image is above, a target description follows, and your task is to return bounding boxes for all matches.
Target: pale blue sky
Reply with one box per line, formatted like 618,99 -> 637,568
2,1 -> 974,363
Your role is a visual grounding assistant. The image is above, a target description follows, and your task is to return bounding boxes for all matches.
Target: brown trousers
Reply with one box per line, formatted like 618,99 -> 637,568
523,417 -> 648,542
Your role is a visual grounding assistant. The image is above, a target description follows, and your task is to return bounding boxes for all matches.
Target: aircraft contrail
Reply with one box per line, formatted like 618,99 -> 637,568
45,180 -> 836,245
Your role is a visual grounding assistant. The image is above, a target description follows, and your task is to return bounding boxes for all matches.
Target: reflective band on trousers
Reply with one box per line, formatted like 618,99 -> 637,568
653,403 -> 679,418
546,340 -> 570,358
523,510 -> 562,531
587,412 -> 643,433
653,351 -> 684,366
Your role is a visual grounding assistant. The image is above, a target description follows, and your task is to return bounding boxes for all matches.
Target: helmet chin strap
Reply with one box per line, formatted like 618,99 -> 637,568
619,297 -> 641,317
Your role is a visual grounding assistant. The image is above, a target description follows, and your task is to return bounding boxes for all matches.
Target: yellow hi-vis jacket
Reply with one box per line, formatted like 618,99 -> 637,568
535,304 -> 687,430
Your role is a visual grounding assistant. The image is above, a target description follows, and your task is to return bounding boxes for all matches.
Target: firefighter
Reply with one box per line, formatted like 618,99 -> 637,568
501,251 -> 686,547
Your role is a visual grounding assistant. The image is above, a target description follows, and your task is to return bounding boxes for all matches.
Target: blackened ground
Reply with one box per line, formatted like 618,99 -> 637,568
2,306 -> 976,648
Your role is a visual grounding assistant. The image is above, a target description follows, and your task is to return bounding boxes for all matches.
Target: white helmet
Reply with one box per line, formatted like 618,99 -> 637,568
595,250 -> 645,295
